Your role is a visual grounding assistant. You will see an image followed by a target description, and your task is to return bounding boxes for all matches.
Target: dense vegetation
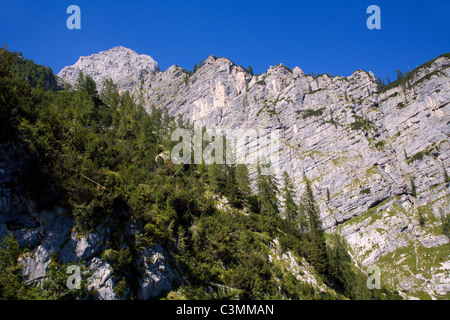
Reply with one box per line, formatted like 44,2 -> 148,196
0,47 -> 401,300
8,51 -> 59,91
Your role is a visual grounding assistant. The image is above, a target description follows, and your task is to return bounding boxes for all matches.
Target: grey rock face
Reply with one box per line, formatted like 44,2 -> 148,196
137,245 -> 177,300
19,207 -> 74,283
59,228 -> 108,264
86,257 -> 117,300
58,46 -> 160,92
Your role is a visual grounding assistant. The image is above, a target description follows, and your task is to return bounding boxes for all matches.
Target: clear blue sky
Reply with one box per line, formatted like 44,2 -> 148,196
1,0 -> 449,81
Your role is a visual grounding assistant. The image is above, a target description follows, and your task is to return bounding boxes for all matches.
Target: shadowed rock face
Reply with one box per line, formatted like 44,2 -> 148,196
57,49 -> 450,298
0,142 -> 177,300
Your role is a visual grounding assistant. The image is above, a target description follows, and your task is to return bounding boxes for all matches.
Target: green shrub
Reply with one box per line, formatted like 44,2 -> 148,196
349,115 -> 374,133
374,140 -> 386,150
298,108 -> 325,119
441,213 -> 450,238
396,102 -> 406,109
411,178 -> 417,198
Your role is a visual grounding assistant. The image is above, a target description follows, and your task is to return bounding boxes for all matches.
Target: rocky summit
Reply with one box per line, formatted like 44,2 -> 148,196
57,47 -> 450,299
58,46 -> 160,92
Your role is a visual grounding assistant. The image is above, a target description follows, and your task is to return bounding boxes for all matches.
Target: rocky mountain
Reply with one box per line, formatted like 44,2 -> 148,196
58,46 -> 160,92
56,47 -> 450,299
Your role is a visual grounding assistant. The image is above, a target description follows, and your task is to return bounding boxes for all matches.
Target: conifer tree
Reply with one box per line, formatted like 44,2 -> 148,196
100,78 -> 120,108
410,178 -> 417,198
281,171 -> 298,222
300,176 -> 328,278
235,164 -> 252,208
75,71 -> 98,97
208,164 -> 226,195
327,234 -> 351,284
256,166 -> 279,232
75,71 -> 85,91
224,163 -> 239,202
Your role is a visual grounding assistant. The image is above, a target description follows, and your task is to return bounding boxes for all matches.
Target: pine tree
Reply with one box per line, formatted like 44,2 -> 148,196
83,75 -> 98,97
296,202 -> 308,235
300,176 -> 328,278
256,166 -> 279,232
75,71 -> 98,97
224,163 -> 239,203
75,71 -> 85,91
100,78 -> 120,108
208,163 -> 226,195
235,164 -> 252,207
281,171 -> 298,222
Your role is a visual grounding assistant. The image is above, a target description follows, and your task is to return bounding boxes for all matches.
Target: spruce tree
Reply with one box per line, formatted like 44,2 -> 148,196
75,71 -> 85,91
300,176 -> 328,278
75,71 -> 98,97
256,166 -> 279,232
281,171 -> 298,222
208,163 -> 226,195
235,164 -> 252,208
83,75 -> 98,97
327,234 -> 351,286
224,163 -> 239,203
100,78 -> 120,108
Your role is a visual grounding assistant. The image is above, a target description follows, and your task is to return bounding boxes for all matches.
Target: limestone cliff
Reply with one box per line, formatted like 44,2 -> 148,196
54,48 -> 450,299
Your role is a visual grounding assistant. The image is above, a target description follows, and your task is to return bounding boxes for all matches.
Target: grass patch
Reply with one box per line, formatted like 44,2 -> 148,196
374,140 -> 386,150
297,108 -> 325,120
349,115 -> 375,133
396,102 -> 406,109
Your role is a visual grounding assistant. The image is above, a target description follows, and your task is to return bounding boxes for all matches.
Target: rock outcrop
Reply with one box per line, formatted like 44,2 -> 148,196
58,46 -> 160,92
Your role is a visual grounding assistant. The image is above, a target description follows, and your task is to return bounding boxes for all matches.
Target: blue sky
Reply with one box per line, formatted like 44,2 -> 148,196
1,0 -> 449,81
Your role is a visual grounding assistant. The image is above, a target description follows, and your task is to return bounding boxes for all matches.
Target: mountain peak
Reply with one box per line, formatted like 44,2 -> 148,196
58,46 -> 160,91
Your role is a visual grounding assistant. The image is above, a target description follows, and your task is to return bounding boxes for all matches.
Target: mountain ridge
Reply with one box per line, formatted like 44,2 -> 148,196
57,47 -> 450,298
